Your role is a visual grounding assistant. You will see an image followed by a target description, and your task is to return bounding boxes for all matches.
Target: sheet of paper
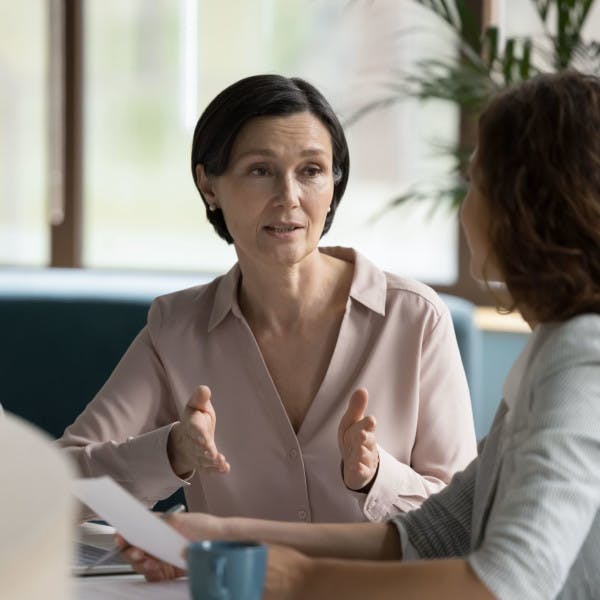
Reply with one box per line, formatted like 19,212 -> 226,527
72,477 -> 187,569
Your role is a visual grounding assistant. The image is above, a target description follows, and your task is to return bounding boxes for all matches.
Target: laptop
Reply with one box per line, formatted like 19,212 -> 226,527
73,521 -> 134,576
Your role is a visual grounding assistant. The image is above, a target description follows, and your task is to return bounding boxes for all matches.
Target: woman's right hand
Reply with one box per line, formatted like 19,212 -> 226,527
167,385 -> 230,478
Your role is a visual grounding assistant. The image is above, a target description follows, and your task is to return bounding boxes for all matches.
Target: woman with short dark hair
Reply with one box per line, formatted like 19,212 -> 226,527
124,71 -> 600,599
191,75 -> 349,243
59,74 -> 476,525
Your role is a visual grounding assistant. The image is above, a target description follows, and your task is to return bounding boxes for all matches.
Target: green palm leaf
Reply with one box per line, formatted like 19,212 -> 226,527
354,0 -> 600,213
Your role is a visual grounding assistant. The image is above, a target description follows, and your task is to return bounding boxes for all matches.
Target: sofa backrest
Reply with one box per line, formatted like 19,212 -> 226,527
1,296 -> 150,438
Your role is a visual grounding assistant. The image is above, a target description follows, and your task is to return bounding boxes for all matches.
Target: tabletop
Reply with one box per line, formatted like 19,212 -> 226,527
75,573 -> 189,599
75,522 -> 190,599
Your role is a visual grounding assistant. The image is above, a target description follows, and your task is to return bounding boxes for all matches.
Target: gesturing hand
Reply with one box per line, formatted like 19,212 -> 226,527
167,385 -> 230,478
337,388 -> 379,492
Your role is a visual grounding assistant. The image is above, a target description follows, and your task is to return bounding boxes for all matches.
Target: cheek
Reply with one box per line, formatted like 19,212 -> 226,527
461,190 -> 488,244
310,181 -> 335,214
459,195 -> 475,240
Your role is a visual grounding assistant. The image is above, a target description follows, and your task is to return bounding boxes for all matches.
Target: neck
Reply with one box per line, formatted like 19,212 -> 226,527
237,249 -> 349,333
517,305 -> 537,330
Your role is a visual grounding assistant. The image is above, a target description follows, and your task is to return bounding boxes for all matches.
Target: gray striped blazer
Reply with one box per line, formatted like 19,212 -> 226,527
392,314 -> 600,599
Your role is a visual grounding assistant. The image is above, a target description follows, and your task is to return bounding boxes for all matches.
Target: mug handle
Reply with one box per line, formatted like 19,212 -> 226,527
209,555 -> 230,600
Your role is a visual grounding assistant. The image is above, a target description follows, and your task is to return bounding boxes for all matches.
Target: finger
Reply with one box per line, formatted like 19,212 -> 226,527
184,417 -> 218,455
357,445 -> 379,468
361,430 -> 377,451
124,550 -> 151,576
191,436 -> 218,458
343,416 -> 375,455
142,562 -> 167,581
355,461 -> 375,479
190,443 -> 226,468
203,462 -> 231,474
349,417 -> 376,441
201,445 -> 219,459
196,453 -> 229,472
345,435 -> 377,467
214,453 -> 230,473
339,388 -> 369,436
142,558 -> 180,582
348,429 -> 375,454
187,411 -> 218,448
186,385 -> 215,415
123,546 -> 146,564
363,414 -> 376,432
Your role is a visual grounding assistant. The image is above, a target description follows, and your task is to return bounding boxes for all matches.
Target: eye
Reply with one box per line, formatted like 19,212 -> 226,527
302,164 -> 324,177
249,165 -> 271,177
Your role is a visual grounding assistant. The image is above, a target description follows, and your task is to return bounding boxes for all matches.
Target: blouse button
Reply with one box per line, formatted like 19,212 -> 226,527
297,509 -> 307,520
288,448 -> 299,460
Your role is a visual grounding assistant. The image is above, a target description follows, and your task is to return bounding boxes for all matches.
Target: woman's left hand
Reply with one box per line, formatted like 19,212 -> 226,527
264,545 -> 313,600
338,388 -> 379,491
115,534 -> 186,581
115,512 -> 223,581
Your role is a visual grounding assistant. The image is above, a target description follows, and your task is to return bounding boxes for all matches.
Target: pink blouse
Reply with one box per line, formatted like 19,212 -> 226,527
58,247 -> 476,523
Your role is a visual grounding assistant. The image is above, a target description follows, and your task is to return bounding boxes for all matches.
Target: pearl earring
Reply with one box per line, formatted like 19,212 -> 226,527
208,203 -> 217,212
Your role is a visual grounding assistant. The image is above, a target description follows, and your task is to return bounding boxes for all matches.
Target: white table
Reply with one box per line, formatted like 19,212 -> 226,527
75,522 -> 190,599
75,574 -> 189,599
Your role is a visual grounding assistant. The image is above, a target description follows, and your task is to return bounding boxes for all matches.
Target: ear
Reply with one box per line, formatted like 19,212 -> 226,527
195,164 -> 218,204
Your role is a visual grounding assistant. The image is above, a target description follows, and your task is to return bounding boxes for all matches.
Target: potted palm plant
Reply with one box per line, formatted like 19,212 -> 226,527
348,0 -> 599,302
350,0 -> 600,212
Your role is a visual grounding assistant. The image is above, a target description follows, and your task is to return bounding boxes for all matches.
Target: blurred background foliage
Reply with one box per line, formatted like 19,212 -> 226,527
350,0 -> 600,215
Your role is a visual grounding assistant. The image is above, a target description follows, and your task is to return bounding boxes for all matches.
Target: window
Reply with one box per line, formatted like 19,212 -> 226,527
2,0 -> 459,285
83,0 -> 458,281
0,1 -> 48,266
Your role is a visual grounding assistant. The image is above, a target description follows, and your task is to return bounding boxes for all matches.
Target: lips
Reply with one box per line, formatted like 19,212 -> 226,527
263,222 -> 304,233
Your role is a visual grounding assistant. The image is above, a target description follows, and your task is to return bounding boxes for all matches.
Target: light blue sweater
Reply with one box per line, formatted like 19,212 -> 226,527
392,314 -> 600,599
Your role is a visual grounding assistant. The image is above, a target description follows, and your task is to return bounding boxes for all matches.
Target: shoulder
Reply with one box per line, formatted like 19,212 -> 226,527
324,245 -> 450,327
521,314 -> 600,422
383,271 -> 449,324
531,314 -> 600,379
147,275 -> 223,333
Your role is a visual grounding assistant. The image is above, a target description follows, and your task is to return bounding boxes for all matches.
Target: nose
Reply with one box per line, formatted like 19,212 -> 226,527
273,172 -> 300,208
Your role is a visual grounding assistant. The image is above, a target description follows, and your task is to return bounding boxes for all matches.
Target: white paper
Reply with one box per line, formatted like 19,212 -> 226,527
72,477 -> 187,569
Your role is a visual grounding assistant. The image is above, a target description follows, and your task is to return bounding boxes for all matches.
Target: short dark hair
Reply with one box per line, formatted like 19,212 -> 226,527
477,71 -> 600,322
190,74 -> 350,244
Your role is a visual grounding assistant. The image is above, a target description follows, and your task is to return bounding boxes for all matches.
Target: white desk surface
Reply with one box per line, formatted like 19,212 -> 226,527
75,574 -> 189,599
75,522 -> 190,599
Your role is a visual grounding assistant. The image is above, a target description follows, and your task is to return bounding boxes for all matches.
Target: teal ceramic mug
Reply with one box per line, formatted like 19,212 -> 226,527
187,540 -> 267,600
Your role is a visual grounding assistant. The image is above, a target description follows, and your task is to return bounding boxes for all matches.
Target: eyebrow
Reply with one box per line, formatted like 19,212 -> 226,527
233,147 -> 330,161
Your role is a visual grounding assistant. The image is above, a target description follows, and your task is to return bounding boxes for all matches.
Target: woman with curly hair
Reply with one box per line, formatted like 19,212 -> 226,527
123,70 -> 600,599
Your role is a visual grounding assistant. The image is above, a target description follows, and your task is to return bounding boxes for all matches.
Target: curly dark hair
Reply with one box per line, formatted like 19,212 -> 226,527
190,74 -> 349,244
476,71 -> 600,322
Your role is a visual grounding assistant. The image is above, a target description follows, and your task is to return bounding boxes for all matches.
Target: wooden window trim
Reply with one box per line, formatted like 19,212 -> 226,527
433,0 -> 493,305
49,0 -> 83,268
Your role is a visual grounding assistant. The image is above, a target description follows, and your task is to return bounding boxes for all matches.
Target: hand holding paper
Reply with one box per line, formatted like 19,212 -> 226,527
72,477 -> 187,569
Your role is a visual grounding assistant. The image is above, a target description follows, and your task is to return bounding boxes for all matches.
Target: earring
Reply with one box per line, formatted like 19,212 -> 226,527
327,205 -> 332,213
208,203 -> 217,212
